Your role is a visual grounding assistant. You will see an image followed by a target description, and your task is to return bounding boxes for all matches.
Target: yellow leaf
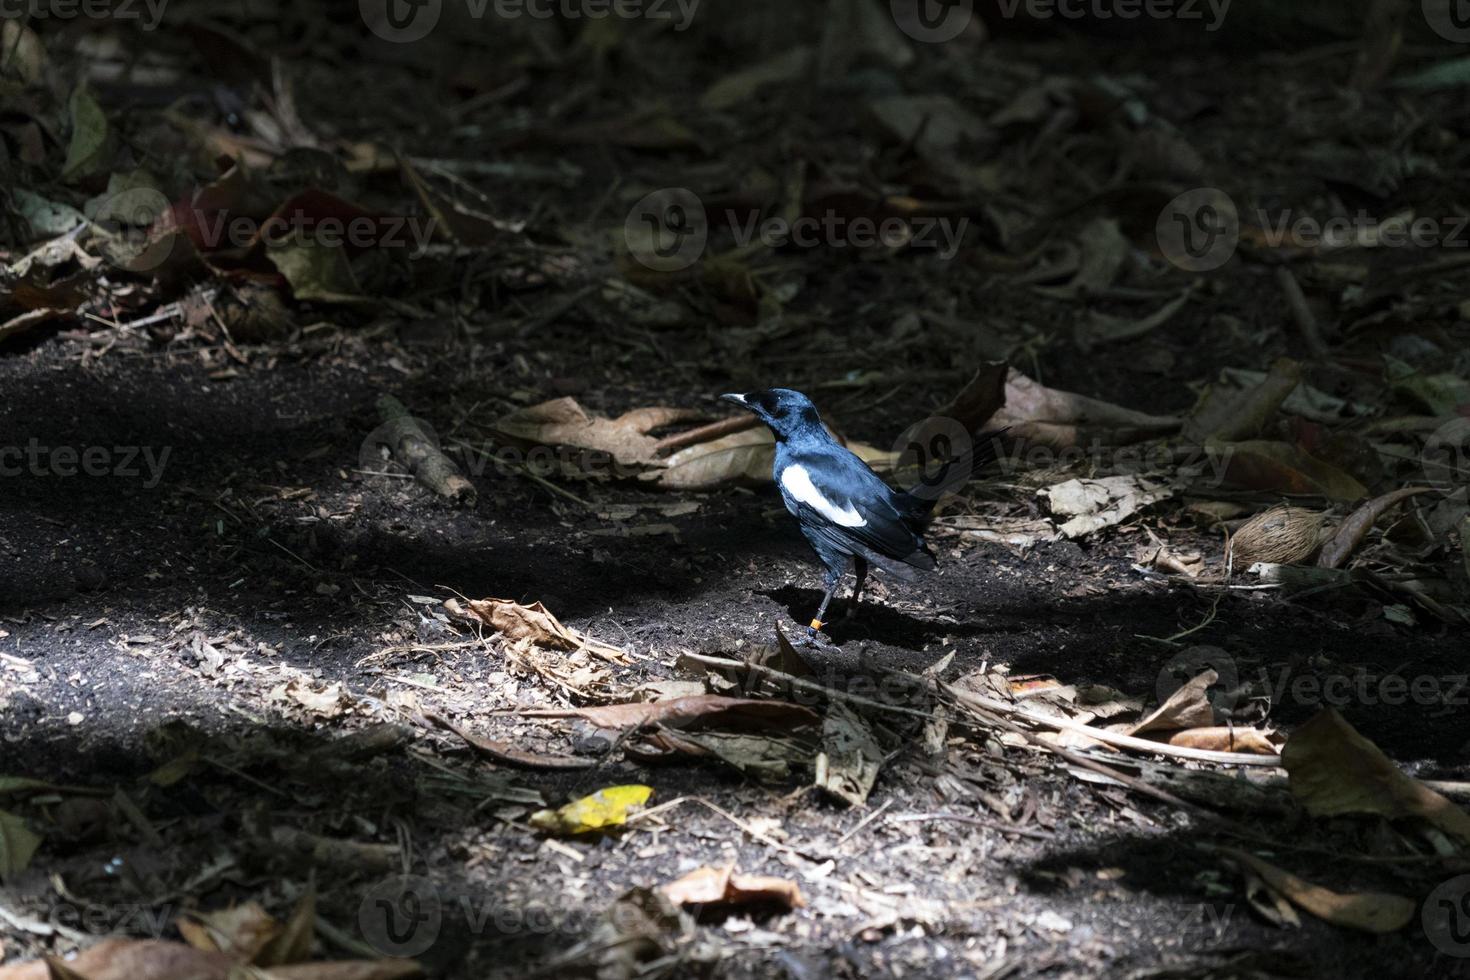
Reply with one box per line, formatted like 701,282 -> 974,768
0,809 -> 41,878
529,785 -> 653,835
62,84 -> 108,182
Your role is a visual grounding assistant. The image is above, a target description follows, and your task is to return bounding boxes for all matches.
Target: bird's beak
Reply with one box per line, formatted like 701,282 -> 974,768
719,392 -> 748,408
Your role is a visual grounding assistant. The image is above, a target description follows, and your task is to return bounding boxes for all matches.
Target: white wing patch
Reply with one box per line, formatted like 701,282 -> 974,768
780,464 -> 867,527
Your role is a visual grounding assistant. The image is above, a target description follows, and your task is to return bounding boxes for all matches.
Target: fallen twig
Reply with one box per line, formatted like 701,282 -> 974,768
373,395 -> 477,504
889,811 -> 1053,841
1274,266 -> 1329,358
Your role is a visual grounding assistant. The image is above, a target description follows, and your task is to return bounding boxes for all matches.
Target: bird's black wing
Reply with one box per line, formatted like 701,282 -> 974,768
778,448 -> 935,574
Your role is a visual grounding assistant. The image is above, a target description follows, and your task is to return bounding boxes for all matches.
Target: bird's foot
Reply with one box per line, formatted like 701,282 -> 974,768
792,620 -> 839,650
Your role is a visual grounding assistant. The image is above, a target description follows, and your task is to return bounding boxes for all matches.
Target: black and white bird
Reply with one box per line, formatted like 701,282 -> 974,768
722,388 -> 1000,640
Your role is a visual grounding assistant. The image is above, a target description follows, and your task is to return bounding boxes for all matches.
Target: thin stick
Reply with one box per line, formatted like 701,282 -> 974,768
679,651 -> 1281,767
1274,266 -> 1329,358
948,696 -> 1210,815
653,415 -> 759,456
889,812 -> 1053,841
835,797 -> 894,847
944,684 -> 1281,767
625,795 -> 813,860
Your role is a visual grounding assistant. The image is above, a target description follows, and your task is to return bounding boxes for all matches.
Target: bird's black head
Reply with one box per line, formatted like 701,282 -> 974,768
721,388 -> 824,441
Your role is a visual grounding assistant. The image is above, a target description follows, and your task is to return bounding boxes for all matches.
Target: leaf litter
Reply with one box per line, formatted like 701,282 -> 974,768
3,6 -> 1470,979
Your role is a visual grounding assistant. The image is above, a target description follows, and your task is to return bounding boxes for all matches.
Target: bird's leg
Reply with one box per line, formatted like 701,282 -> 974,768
847,557 -> 869,621
807,569 -> 844,638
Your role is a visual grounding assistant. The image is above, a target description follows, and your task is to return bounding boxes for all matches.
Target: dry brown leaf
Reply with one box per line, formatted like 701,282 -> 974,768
660,863 -> 805,910
427,712 -> 594,770
651,426 -> 893,490
1184,357 -> 1302,444
1039,475 -> 1174,538
176,902 -> 277,959
1220,847 -> 1415,933
815,702 -> 883,807
396,154 -> 515,247
1281,708 -> 1470,841
1210,440 -> 1368,502
445,597 -> 628,663
1032,218 -> 1130,300
493,397 -> 705,467
269,678 -> 350,718
1154,727 -> 1279,755
653,426 -> 776,490
991,367 -> 1180,448
0,939 -> 235,980
1128,671 -> 1220,736
254,884 -> 315,967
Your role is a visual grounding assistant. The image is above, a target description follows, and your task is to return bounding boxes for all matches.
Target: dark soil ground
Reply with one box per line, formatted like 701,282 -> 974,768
3,4 -> 1470,979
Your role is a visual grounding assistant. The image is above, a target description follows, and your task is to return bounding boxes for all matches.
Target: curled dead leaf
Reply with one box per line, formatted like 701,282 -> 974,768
660,863 -> 804,910
492,397 -> 704,468
1153,727 -> 1279,755
445,597 -> 628,663
991,367 -> 1181,448
1185,357 -> 1302,444
1128,671 -> 1221,736
1282,708 -> 1470,842
1220,847 -> 1414,933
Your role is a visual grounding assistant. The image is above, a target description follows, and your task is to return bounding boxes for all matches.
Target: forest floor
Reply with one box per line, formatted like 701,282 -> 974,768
2,4 -> 1470,979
